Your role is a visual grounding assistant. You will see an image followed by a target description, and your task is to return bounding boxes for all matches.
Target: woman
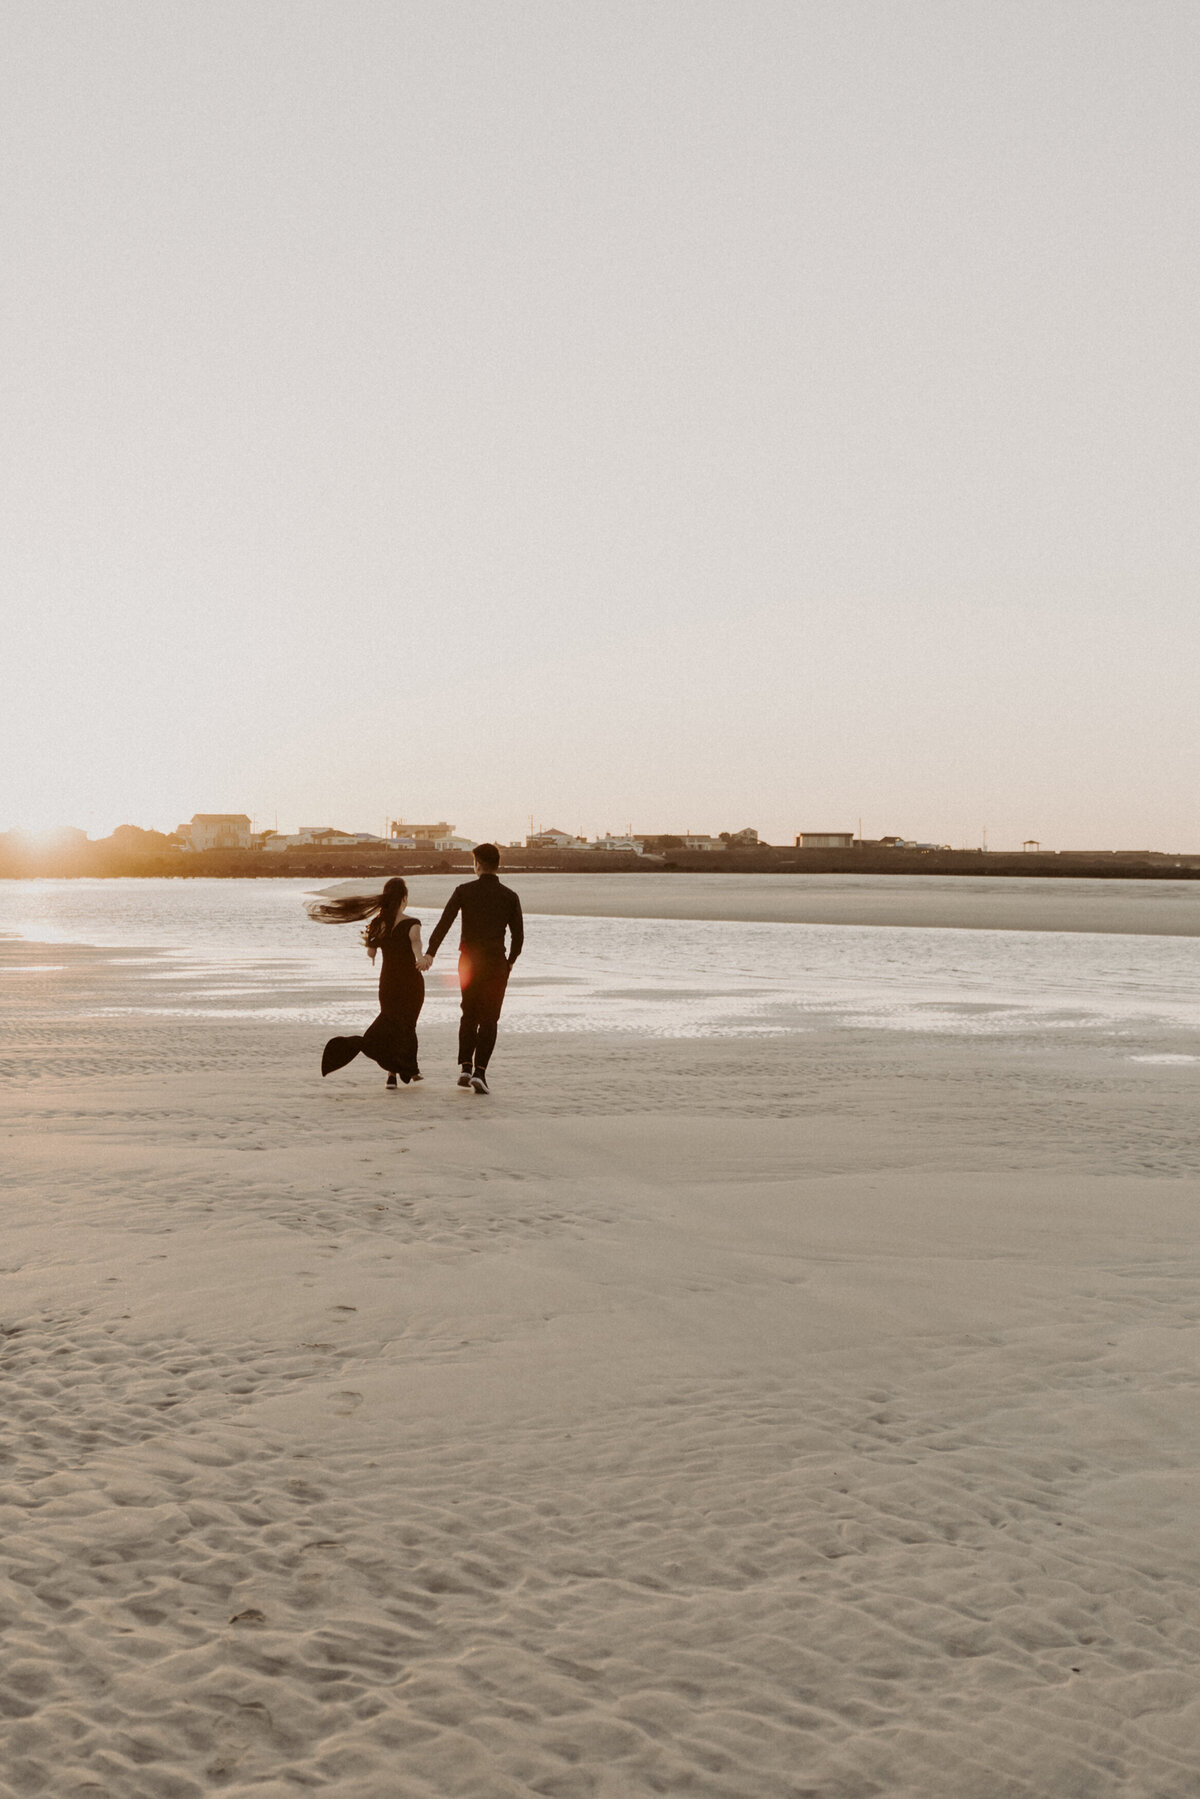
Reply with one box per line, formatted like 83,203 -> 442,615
305,877 -> 426,1087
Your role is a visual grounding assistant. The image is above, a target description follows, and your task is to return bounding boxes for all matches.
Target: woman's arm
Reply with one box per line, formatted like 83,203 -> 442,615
410,919 -> 431,970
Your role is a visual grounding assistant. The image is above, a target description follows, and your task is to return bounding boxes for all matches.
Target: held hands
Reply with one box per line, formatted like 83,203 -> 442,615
416,954 -> 433,972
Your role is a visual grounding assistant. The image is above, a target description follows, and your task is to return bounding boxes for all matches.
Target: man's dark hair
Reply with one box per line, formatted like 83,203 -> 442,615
472,842 -> 501,869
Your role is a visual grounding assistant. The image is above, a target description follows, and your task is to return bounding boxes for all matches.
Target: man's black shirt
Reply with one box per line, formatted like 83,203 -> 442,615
427,873 -> 524,971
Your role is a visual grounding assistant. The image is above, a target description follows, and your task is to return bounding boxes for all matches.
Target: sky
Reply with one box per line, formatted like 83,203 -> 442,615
2,0 -> 1197,851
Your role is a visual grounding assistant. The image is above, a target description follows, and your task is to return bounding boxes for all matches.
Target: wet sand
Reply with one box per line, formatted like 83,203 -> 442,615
3,938 -> 1200,1796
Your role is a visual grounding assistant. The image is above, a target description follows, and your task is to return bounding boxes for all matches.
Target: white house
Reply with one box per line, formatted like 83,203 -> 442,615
394,833 -> 477,852
262,827 -> 388,852
299,826 -> 387,846
389,820 -> 460,852
593,834 -> 645,854
526,827 -> 588,850
680,834 -> 722,852
179,813 -> 252,852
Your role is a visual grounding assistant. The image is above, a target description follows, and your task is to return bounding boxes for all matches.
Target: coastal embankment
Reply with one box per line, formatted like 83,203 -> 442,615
3,843 -> 1200,883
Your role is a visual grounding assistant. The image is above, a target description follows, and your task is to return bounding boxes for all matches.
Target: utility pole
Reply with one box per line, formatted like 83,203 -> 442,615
982,826 -> 987,852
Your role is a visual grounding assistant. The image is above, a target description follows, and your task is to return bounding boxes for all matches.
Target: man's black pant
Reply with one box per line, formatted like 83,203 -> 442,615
458,955 -> 509,1071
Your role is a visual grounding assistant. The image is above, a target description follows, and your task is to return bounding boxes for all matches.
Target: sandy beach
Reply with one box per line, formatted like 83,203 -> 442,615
4,923 -> 1200,1798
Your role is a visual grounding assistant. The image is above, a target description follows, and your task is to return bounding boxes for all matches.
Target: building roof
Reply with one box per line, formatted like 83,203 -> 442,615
191,813 -> 251,824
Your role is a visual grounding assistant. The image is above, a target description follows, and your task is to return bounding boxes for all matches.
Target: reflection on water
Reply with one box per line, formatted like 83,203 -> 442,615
2,876 -> 1199,1048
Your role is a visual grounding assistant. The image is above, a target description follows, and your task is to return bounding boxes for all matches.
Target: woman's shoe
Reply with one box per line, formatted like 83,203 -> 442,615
386,1073 -> 398,1090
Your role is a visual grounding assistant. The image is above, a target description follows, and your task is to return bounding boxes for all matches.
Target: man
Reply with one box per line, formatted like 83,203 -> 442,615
421,843 -> 523,1094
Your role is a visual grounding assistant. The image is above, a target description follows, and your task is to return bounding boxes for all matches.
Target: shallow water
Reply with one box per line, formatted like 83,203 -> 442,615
2,876 -> 1199,1053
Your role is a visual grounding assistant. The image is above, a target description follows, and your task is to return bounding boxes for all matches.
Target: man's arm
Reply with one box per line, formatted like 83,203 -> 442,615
506,891 -> 524,966
426,888 -> 463,960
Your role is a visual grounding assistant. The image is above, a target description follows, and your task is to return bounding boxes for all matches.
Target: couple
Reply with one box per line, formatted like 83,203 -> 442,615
307,843 -> 524,1095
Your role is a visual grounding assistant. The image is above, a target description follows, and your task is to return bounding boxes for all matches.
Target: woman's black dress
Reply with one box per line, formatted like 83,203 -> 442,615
321,916 -> 424,1081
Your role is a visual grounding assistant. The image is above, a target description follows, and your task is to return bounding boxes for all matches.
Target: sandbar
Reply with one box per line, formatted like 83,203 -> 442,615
379,871 -> 1200,936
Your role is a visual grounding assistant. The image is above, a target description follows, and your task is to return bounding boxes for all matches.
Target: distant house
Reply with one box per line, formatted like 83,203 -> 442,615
871,837 -> 949,851
680,835 -> 722,852
302,827 -> 387,847
179,813 -> 252,852
389,820 -> 460,852
263,827 -> 388,853
723,827 -> 759,846
526,827 -> 588,850
796,832 -> 855,849
592,834 -> 645,854
389,833 -> 475,854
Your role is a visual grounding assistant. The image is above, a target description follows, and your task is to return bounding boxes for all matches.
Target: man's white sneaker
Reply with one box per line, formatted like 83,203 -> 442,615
470,1071 -> 489,1095
457,1071 -> 472,1088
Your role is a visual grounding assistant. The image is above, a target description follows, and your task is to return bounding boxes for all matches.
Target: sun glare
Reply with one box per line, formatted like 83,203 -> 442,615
0,825 -> 90,850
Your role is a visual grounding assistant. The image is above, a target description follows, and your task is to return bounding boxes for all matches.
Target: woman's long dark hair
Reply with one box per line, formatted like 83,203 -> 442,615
305,877 -> 408,956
